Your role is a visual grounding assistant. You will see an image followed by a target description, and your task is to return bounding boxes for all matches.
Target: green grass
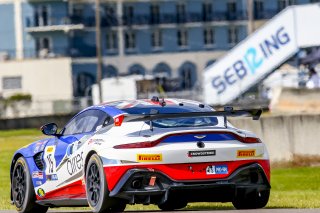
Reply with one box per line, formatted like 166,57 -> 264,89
1,129 -> 320,210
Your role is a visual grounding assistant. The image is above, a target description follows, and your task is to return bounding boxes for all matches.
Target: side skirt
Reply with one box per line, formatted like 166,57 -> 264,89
36,198 -> 88,207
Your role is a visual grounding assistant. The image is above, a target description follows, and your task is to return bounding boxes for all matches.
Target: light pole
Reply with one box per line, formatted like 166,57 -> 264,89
95,0 -> 103,103
247,0 -> 254,35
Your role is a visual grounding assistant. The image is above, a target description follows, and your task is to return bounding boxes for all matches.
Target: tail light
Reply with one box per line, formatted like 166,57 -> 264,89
241,137 -> 262,143
236,135 -> 262,143
114,140 -> 161,149
114,115 -> 124,127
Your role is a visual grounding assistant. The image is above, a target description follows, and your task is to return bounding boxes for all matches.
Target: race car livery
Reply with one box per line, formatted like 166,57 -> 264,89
10,98 -> 270,213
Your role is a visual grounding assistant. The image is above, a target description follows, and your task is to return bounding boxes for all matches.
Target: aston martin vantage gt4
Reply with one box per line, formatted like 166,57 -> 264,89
10,98 -> 270,213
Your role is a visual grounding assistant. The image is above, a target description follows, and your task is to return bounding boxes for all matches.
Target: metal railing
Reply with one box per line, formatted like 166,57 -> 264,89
0,97 -> 92,119
23,8 -> 279,30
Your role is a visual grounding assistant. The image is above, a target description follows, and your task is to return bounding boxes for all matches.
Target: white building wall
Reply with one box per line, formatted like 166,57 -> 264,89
0,58 -> 73,117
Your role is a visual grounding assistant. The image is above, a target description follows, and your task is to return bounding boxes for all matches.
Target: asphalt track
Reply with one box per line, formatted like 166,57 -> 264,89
1,209 -> 320,213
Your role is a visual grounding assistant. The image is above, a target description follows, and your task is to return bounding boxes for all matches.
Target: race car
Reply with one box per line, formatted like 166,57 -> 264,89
10,97 -> 270,213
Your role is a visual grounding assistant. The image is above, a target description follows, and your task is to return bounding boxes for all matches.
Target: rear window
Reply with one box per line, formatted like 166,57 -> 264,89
122,106 -> 218,128
151,117 -> 218,128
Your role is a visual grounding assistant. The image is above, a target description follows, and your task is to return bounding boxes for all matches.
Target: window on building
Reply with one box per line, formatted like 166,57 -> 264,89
202,2 -> 213,21
35,5 -> 50,26
204,27 -> 214,46
75,73 -> 94,97
177,29 -> 188,47
152,30 -> 162,48
227,0 -> 237,20
106,31 -> 117,50
176,3 -> 186,22
254,0 -> 264,18
179,62 -> 197,90
278,0 -> 296,11
228,26 -> 238,45
73,5 -> 83,17
124,5 -> 134,24
36,37 -> 52,57
150,4 -> 160,24
227,0 -> 237,13
125,31 -> 136,49
2,77 -> 22,90
72,5 -> 83,24
104,5 -> 116,25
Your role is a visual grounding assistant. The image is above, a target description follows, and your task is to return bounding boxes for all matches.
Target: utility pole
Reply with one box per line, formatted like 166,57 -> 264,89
95,0 -> 103,103
247,0 -> 254,35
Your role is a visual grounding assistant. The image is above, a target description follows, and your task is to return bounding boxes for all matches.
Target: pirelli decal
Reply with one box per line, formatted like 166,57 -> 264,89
237,149 -> 256,158
137,154 -> 162,162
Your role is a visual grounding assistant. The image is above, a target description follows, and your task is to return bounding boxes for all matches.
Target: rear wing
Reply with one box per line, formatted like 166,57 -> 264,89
122,107 -> 262,129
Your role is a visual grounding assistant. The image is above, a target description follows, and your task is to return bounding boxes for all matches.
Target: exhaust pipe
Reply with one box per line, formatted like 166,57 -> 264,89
131,178 -> 142,189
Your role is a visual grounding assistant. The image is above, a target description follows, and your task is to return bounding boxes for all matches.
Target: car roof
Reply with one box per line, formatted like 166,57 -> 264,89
84,98 -> 213,117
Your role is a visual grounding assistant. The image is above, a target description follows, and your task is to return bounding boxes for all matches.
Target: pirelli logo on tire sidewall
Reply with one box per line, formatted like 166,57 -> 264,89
137,154 -> 162,162
237,149 -> 256,158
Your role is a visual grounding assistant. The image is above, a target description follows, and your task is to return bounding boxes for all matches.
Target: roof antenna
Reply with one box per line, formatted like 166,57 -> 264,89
160,98 -> 166,107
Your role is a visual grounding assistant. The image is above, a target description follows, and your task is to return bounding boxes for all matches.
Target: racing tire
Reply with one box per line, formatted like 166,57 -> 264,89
158,199 -> 188,211
85,154 -> 126,213
11,157 -> 48,213
232,189 -> 270,209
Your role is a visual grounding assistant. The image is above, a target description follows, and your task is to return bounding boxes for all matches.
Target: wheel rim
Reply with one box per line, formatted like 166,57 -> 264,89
12,164 -> 26,208
87,163 -> 101,206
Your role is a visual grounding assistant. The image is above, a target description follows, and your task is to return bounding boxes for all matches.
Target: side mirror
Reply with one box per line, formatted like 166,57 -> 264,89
40,123 -> 58,136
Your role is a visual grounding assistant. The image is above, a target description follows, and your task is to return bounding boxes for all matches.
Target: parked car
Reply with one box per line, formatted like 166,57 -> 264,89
10,98 -> 270,213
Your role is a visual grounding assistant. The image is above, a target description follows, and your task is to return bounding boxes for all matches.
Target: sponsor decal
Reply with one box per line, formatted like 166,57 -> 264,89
137,154 -> 162,162
32,171 -> 44,179
46,174 -> 58,181
47,154 -> 54,173
88,139 -> 104,145
188,150 -> 216,157
206,165 -> 228,175
46,146 -> 54,153
194,135 -> 207,139
37,188 -> 45,197
237,149 -> 256,158
44,145 -> 56,175
67,152 -> 84,175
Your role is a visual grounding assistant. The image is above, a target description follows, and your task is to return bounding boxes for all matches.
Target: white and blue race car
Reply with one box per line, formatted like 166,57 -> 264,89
10,98 -> 270,213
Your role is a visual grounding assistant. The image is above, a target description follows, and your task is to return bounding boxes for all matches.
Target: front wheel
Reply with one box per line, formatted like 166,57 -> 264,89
85,154 -> 126,213
11,157 -> 48,213
232,189 -> 270,209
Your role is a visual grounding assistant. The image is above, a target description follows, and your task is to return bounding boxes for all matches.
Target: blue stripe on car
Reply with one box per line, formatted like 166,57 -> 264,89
162,133 -> 236,143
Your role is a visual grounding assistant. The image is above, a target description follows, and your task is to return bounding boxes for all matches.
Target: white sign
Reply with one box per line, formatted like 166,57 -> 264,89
203,8 -> 299,105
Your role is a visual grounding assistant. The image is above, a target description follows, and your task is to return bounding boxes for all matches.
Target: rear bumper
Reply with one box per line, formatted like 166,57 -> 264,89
108,163 -> 270,205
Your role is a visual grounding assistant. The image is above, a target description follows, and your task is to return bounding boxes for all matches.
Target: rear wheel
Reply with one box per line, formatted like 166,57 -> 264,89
11,157 -> 48,213
86,154 -> 126,213
232,189 -> 270,209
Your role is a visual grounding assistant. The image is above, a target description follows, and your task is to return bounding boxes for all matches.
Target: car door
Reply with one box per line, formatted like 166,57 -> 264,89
42,109 -> 110,199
